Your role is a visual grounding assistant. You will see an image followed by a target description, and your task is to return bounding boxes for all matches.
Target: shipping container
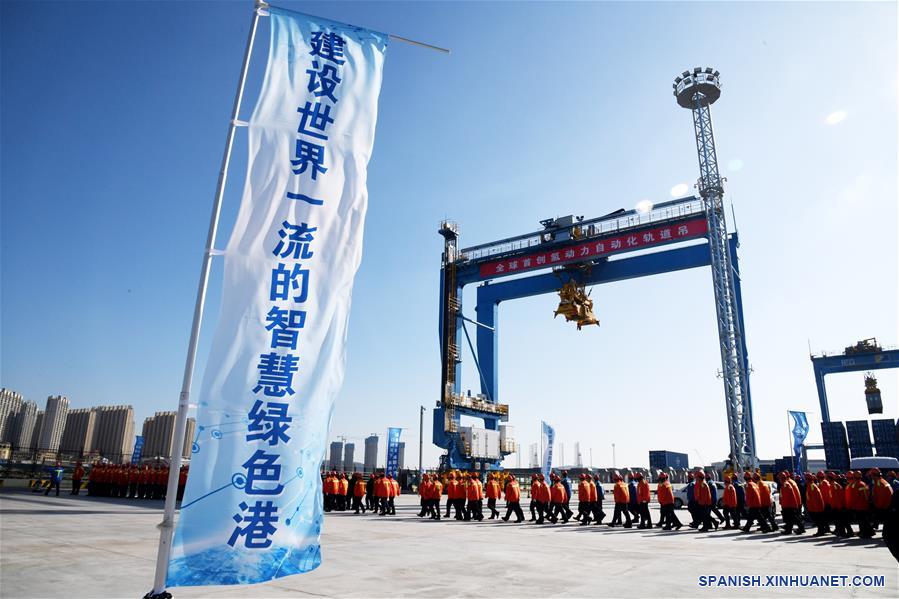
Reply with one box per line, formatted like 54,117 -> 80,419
648,450 -> 689,470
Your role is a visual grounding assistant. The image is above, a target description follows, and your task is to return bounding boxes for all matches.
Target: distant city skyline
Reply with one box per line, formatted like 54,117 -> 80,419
2,2 -> 896,470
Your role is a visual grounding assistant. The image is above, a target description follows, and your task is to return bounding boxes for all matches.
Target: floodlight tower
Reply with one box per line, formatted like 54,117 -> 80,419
674,67 -> 757,470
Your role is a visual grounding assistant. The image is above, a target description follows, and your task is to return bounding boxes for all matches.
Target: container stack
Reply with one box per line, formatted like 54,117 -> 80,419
871,418 -> 898,458
821,421 -> 850,471
846,420 -> 873,458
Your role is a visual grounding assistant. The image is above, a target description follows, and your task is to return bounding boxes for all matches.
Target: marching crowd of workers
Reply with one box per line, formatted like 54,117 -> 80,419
39,461 -> 189,501
322,467 -> 898,542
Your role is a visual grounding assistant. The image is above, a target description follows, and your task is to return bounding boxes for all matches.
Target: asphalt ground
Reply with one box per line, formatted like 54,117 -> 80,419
1,488 -> 895,598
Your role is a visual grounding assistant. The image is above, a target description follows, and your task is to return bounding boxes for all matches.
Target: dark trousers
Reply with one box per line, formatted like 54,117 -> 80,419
378,497 -> 388,514
638,502 -> 652,527
591,501 -> 606,524
810,511 -> 827,535
445,496 -> 452,518
853,510 -> 875,538
697,504 -> 714,530
130,482 -> 139,499
465,499 -> 483,521
628,504 -> 641,525
611,502 -> 632,526
353,496 -> 365,514
45,479 -> 60,496
71,479 -> 82,495
687,501 -> 699,527
660,504 -> 682,529
427,499 -> 440,519
782,507 -> 805,533
550,503 -> 568,523
453,498 -> 467,520
742,507 -> 771,532
503,501 -> 525,522
529,499 -> 537,521
723,506 -> 740,528
487,497 -> 498,518
762,504 -> 777,530
535,501 -> 548,524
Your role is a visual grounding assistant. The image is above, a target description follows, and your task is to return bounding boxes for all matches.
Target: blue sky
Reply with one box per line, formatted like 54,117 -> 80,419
2,1 -> 896,469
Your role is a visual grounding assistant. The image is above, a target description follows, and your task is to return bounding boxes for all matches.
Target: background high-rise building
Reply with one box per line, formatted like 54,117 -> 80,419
11,400 -> 38,451
141,411 -> 195,460
0,388 -> 24,443
397,441 -> 406,470
38,395 -> 69,452
343,443 -> 355,472
59,408 -> 97,455
329,441 -> 344,471
92,405 -> 135,463
364,434 -> 378,473
30,411 -> 44,451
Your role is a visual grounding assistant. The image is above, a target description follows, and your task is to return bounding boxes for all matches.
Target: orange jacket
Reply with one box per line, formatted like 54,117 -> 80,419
73,466 -> 85,480
636,480 -> 650,503
534,481 -> 551,503
431,480 -> 443,500
806,481 -> 824,513
505,481 -> 521,502
695,481 -> 712,506
872,479 -> 893,510
657,481 -> 674,506
447,479 -> 462,500
587,481 -> 598,502
745,481 -> 761,508
848,481 -> 869,511
723,483 -> 737,508
486,479 -> 501,499
613,481 -> 629,504
578,481 -> 591,503
466,480 -> 482,501
419,480 -> 432,498
758,482 -> 772,507
339,478 -> 349,494
550,481 -> 567,504
374,478 -> 388,498
829,482 -> 844,509
354,480 -> 366,497
819,479 -> 832,506
390,479 -> 400,497
780,480 -> 801,509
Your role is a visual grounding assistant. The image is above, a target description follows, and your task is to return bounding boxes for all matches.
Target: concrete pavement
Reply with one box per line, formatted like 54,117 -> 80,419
1,488 -> 895,598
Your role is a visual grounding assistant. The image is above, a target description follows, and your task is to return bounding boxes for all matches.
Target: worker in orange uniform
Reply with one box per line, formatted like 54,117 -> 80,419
803,472 -> 826,536
827,472 -> 850,537
388,474 -> 399,515
815,471 -> 832,535
847,471 -> 874,538
443,472 -> 454,519
338,473 -> 350,511
635,472 -> 652,529
576,474 -> 592,524
528,474 -> 539,522
779,471 -> 805,535
465,472 -> 484,521
502,475 -> 525,522
722,475 -> 739,529
353,472 -> 367,514
549,473 -> 569,524
322,472 -> 333,512
177,465 -> 189,501
869,468 -> 893,533
694,471 -> 715,531
756,473 -> 776,532
485,473 -> 502,519
657,472 -> 682,530
531,473 -> 550,524
429,473 -> 443,520
609,473 -> 632,527
447,472 -> 465,520
71,462 -> 85,496
740,472 -> 770,533
417,473 -> 431,517
374,473 -> 389,515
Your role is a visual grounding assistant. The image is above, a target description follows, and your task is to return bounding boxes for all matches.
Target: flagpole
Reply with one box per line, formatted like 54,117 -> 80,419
787,412 -> 794,473
146,3 -> 264,597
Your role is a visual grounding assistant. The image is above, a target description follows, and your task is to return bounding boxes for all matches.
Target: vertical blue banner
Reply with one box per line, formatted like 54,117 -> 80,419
131,435 -> 144,466
541,421 -> 554,481
788,411 -> 809,474
168,6 -> 387,588
386,427 -> 402,478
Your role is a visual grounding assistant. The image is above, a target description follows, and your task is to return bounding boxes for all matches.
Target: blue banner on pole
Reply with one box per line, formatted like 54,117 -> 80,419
788,411 -> 809,473
167,7 -> 388,588
541,421 -> 554,480
131,436 -> 144,465
386,428 -> 402,478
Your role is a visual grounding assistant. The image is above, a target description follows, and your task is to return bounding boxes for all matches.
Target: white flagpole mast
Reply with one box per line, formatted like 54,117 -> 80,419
147,2 -> 265,597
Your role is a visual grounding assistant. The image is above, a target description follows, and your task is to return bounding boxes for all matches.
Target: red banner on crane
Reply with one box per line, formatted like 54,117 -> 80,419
478,217 -> 708,278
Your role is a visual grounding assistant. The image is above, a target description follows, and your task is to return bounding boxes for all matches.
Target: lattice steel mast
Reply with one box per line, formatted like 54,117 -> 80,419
674,68 -> 757,470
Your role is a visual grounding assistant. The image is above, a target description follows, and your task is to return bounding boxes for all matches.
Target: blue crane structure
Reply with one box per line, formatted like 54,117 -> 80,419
434,68 -> 759,472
